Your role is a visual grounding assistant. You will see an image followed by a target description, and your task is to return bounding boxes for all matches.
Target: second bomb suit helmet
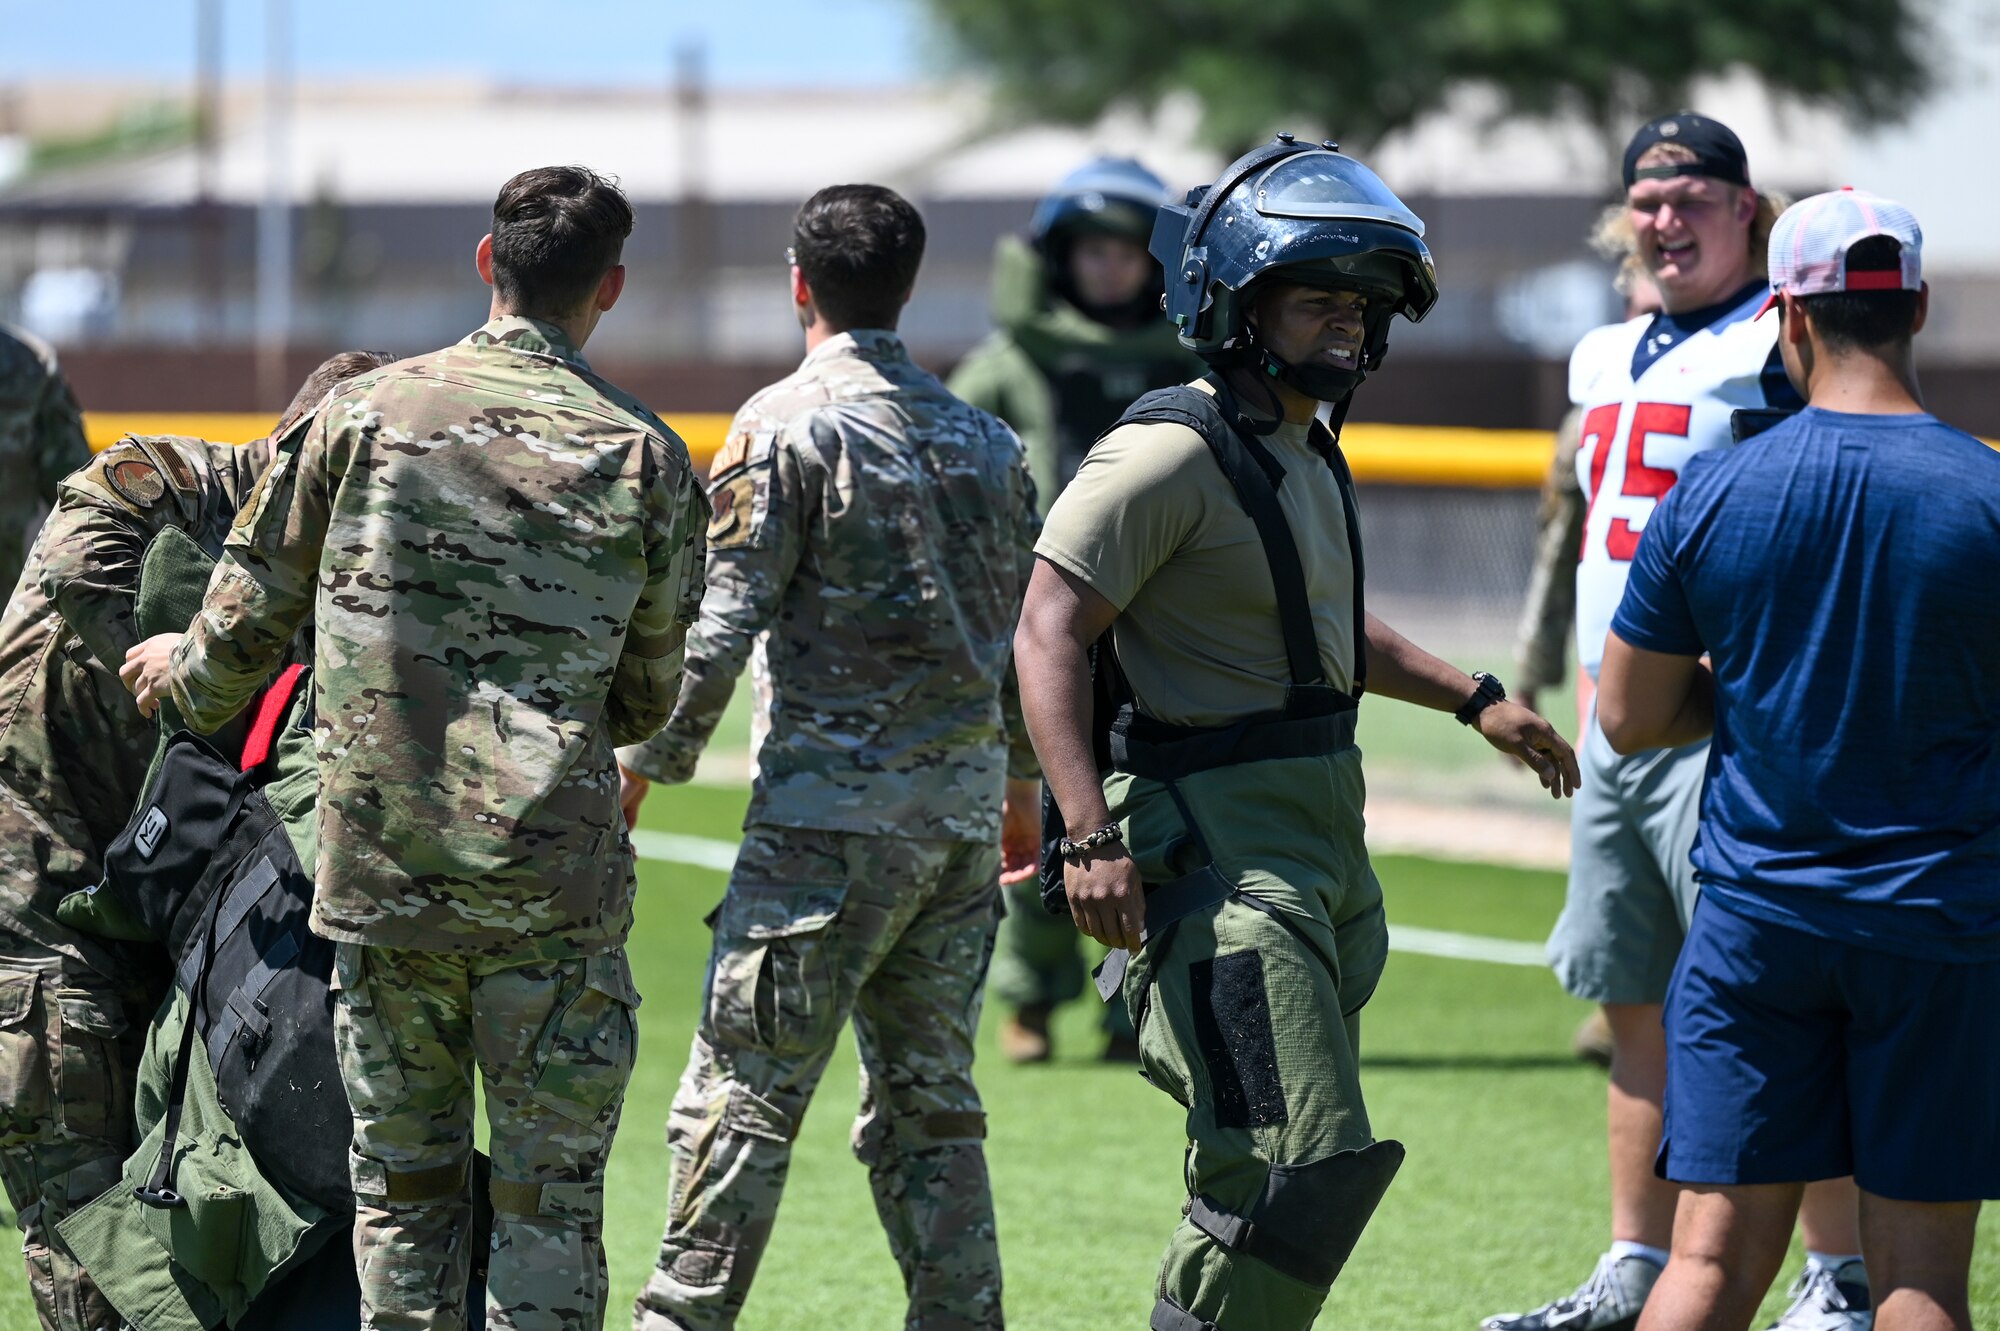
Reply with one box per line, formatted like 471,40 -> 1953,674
1029,156 -> 1176,252
1030,157 -> 1175,321
1152,134 -> 1438,402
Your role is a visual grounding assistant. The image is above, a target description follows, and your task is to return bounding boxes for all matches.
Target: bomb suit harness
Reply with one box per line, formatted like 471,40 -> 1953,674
1039,371 -> 1368,995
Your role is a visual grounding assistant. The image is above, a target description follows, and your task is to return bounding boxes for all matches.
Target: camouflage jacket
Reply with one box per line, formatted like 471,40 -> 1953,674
167,317 -> 707,959
0,324 -> 91,600
1513,406 -> 1585,696
621,329 -> 1041,841
0,435 -> 273,972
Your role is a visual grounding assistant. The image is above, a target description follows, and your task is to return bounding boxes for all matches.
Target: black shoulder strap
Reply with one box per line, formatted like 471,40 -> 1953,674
135,866 -> 232,1211
1311,393 -> 1368,695
1107,383 -> 1352,696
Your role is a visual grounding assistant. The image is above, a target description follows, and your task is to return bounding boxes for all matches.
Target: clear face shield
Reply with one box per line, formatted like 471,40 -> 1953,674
1247,153 -> 1428,237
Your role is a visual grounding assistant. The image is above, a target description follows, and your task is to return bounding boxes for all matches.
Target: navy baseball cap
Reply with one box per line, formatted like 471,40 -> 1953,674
1622,112 -> 1750,189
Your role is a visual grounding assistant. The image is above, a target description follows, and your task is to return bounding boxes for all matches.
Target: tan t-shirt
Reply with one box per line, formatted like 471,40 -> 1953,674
1036,385 -> 1358,728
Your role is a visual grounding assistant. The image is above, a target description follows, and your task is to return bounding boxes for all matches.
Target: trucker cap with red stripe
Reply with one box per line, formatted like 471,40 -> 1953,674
1758,187 -> 1923,317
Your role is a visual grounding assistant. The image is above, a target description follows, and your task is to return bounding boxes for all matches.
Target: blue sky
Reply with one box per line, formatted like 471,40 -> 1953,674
0,0 -> 931,86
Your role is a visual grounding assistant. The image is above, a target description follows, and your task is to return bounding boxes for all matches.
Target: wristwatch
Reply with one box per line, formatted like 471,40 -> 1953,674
1454,671 -> 1507,727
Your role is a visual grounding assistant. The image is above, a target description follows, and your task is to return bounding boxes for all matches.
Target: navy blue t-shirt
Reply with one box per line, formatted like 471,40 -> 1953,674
1613,408 -> 2000,962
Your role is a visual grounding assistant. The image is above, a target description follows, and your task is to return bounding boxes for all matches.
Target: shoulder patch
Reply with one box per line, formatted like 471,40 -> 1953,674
710,427 -> 754,476
106,456 -> 166,508
707,471 -> 757,549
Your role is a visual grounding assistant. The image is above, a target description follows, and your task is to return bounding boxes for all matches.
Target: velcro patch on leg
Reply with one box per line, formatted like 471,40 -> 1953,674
921,1110 -> 987,1142
1189,951 -> 1286,1129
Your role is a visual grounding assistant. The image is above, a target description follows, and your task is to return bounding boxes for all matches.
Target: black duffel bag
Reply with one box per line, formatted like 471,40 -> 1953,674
99,663 -> 352,1212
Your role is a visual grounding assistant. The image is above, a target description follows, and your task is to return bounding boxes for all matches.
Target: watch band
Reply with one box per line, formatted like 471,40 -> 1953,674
1455,671 -> 1507,726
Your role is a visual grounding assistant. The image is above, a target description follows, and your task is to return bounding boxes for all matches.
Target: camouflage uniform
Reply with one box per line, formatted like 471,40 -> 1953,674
0,434 -> 274,1331
622,329 -> 1039,1331
1513,406 -> 1585,699
166,316 -> 708,1331
950,235 -> 1197,1040
0,323 -> 91,607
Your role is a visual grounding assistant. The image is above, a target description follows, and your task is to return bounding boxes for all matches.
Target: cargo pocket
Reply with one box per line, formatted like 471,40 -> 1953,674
529,952 -> 640,1127
139,1165 -> 250,1295
51,988 -> 129,1145
0,971 -> 48,1151
707,881 -> 849,1057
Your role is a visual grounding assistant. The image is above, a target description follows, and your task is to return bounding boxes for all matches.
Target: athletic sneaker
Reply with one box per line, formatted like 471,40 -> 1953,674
1481,1252 -> 1661,1331
1765,1259 -> 1872,1331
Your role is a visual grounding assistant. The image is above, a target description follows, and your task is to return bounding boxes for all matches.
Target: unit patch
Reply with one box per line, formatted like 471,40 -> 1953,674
708,472 -> 756,549
107,457 -> 167,508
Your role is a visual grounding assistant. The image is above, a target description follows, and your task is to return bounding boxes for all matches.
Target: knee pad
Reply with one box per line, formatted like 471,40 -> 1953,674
1150,1293 -> 1218,1330
1188,1139 -> 1405,1288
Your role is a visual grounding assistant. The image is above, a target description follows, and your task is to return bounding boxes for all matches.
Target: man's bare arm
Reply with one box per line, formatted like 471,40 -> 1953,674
1365,612 -> 1582,798
1013,558 -> 1144,950
1597,629 -> 1714,754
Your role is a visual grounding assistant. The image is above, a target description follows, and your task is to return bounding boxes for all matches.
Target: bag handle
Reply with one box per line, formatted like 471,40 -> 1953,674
237,663 -> 307,772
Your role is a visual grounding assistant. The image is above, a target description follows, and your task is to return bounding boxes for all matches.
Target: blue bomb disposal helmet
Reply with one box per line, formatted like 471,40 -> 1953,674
1029,156 -> 1177,250
1153,134 -> 1439,401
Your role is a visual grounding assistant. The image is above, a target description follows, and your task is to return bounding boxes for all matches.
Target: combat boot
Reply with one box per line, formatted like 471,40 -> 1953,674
999,1004 -> 1052,1063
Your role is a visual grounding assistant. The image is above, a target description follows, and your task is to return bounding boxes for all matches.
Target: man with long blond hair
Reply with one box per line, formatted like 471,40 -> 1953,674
1484,113 -> 1870,1331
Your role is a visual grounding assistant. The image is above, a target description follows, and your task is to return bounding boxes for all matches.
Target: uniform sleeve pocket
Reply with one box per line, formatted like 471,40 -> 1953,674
707,882 -> 849,1057
529,952 -> 640,1127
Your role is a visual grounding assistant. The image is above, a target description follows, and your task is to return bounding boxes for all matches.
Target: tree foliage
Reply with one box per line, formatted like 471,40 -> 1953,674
918,0 -> 1939,152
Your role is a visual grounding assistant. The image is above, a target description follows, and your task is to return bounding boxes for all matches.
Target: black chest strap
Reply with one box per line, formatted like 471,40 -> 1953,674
1108,379 -> 1366,703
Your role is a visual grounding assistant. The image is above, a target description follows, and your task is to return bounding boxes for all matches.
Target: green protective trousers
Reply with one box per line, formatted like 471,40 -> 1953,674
1108,747 -> 1399,1331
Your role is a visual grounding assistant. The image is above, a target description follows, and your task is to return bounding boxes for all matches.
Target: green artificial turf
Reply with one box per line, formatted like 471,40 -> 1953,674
3,780 -> 1992,1329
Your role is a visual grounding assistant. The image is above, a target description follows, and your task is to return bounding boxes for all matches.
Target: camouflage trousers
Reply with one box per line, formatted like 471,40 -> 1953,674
633,826 -> 1003,1331
332,942 -> 641,1331
0,938 -> 149,1331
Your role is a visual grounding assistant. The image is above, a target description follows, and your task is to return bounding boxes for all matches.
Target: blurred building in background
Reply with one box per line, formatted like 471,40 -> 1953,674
3,56 -> 1996,421
2,26 -> 1994,733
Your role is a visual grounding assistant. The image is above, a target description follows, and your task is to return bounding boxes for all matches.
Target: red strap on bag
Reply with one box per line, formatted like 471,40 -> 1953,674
238,663 -> 307,772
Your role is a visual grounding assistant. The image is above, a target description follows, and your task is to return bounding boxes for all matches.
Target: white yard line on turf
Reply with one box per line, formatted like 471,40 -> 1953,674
629,830 -> 1550,969
1385,925 -> 1547,968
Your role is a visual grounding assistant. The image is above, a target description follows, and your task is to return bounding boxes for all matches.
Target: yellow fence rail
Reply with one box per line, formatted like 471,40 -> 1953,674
87,412 -> 1559,488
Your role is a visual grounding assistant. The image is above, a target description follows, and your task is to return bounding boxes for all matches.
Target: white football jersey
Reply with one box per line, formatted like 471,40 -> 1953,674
1569,287 -> 1781,676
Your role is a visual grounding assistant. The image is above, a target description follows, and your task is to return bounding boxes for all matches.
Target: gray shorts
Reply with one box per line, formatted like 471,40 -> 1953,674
1546,710 -> 1708,1005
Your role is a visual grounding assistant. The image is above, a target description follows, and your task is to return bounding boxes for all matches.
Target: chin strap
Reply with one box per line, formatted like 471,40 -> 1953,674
1323,389 -> 1355,445
1210,368 -> 1286,439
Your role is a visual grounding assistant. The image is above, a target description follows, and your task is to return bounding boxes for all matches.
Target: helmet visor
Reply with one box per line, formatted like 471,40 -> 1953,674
1251,153 -> 1425,234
